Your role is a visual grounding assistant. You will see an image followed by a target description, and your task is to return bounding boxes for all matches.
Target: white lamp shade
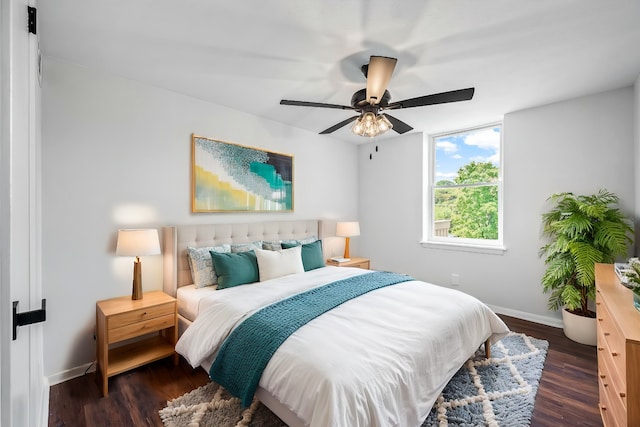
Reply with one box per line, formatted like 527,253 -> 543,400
336,221 -> 360,237
116,229 -> 161,256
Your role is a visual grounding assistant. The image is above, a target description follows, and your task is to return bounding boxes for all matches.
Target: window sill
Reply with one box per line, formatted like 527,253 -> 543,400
420,240 -> 506,255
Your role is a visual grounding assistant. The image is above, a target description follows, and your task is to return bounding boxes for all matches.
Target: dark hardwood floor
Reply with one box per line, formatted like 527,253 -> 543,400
48,314 -> 602,427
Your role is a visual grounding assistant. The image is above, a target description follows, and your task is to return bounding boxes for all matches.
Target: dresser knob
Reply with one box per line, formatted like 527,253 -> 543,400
612,352 -> 619,357
600,374 -> 606,379
598,347 -> 604,351
601,405 -> 607,411
620,392 -> 626,398
604,332 -> 610,336
598,318 -> 603,322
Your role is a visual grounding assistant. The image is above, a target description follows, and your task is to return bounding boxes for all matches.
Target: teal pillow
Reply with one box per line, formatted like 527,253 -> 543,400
281,240 -> 325,272
210,250 -> 259,289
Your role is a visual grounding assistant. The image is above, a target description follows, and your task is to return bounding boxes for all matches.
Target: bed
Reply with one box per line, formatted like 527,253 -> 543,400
163,220 -> 509,427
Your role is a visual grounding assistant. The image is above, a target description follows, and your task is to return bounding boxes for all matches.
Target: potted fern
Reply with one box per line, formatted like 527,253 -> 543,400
539,189 -> 633,345
623,258 -> 640,312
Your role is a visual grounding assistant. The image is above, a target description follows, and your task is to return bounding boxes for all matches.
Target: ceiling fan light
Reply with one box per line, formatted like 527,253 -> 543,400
377,114 -> 393,133
350,112 -> 392,137
351,120 -> 365,135
362,112 -> 376,123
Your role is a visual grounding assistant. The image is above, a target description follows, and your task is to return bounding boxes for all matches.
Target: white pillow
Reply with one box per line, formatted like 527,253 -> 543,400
254,246 -> 304,282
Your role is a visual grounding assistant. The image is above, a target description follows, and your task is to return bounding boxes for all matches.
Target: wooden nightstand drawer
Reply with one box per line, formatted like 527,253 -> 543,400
109,313 -> 176,343
108,302 -> 175,330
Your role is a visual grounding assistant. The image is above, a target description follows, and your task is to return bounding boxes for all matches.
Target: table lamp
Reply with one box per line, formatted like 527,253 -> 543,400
336,221 -> 360,259
116,229 -> 161,300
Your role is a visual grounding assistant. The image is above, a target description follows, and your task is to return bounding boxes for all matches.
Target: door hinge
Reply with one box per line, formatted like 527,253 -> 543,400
28,6 -> 37,34
13,299 -> 46,340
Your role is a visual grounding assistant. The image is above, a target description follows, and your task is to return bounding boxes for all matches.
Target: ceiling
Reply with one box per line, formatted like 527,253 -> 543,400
39,1 -> 640,143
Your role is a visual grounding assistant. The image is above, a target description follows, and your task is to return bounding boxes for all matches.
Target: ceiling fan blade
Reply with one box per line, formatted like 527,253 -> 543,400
280,99 -> 355,110
365,56 -> 397,105
386,87 -> 475,110
384,114 -> 413,134
319,116 -> 360,134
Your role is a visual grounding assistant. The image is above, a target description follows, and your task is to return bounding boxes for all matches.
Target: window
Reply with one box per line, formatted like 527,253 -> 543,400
423,123 -> 504,253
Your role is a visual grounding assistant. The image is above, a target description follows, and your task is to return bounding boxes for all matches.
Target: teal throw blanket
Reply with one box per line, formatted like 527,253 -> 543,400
209,271 -> 413,406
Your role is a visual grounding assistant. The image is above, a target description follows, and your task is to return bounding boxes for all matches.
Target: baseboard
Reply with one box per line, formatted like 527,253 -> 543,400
489,304 -> 564,328
48,361 -> 96,386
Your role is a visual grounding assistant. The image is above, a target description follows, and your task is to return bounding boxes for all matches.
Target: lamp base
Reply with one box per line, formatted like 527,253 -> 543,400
132,258 -> 143,300
343,237 -> 351,259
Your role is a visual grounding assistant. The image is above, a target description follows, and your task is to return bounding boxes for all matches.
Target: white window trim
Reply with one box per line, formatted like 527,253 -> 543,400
422,122 -> 505,254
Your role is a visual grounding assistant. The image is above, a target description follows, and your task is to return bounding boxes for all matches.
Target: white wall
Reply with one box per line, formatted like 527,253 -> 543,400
41,58 -> 359,381
358,87 -> 635,325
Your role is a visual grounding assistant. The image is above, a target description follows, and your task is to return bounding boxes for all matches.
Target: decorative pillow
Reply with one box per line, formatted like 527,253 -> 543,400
262,241 -> 283,251
297,236 -> 318,245
231,241 -> 263,253
254,247 -> 304,282
281,239 -> 300,245
210,250 -> 259,289
186,244 -> 231,288
263,237 -> 316,251
281,240 -> 325,272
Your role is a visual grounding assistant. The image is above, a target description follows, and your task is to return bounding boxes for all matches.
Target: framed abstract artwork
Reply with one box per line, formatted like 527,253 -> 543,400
191,134 -> 294,212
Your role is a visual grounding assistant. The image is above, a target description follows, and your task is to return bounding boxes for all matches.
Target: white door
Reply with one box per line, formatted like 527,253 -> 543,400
0,0 -> 48,426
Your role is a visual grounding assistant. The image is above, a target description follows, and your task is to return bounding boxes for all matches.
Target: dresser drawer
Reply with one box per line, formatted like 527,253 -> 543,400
108,313 -> 175,343
597,297 -> 627,370
108,302 -> 175,330
599,368 -> 627,427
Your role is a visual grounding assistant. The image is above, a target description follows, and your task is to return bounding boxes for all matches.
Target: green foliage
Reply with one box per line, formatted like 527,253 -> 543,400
623,259 -> 640,295
447,162 -> 499,239
434,184 -> 457,220
539,190 -> 633,316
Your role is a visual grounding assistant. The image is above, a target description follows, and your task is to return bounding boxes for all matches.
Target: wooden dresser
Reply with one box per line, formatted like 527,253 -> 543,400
594,263 -> 640,427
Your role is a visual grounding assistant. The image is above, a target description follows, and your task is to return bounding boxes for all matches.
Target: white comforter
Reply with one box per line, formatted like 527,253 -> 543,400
176,266 -> 509,427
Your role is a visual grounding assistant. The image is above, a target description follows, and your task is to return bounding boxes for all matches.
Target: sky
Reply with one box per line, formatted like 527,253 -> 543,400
434,125 -> 501,182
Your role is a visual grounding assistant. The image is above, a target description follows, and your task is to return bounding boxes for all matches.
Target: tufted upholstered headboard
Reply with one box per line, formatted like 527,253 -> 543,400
162,220 -> 320,297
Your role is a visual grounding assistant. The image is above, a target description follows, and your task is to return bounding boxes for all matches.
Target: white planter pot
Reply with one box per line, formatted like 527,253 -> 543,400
562,308 -> 597,346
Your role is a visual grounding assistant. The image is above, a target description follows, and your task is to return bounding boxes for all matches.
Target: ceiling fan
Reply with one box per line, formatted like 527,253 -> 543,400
280,56 -> 475,137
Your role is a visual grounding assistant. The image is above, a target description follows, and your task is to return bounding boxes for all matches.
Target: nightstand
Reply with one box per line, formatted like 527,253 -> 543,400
96,290 -> 177,396
326,257 -> 370,269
